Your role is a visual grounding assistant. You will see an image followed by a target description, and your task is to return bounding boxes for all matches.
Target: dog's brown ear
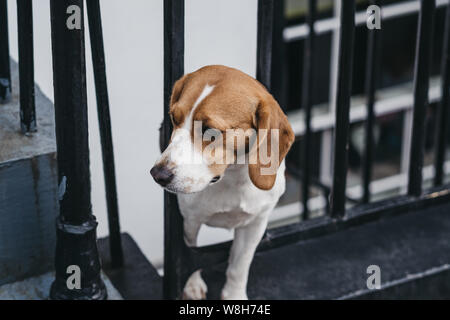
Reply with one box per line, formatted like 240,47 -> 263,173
170,74 -> 187,107
160,75 -> 188,152
248,95 -> 295,190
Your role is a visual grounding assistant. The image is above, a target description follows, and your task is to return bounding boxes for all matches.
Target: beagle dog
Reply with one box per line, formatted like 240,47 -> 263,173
151,65 -> 294,300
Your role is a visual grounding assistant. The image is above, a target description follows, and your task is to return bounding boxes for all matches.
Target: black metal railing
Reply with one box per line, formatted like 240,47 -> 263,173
162,0 -> 450,299
49,0 -> 102,299
163,0 -> 185,299
300,0 -> 317,217
0,0 -> 11,103
362,0 -> 382,204
0,0 -> 36,132
408,0 -> 436,197
2,0 -> 450,300
330,0 -> 356,217
48,0 -> 124,299
0,0 -> 124,299
17,0 -> 36,133
436,0 -> 450,187
86,0 -> 123,269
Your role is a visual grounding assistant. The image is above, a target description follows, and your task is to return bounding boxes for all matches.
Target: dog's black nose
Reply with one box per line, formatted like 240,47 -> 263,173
150,165 -> 174,187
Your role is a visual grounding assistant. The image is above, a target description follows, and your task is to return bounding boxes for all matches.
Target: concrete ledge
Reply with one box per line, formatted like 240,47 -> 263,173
98,233 -> 163,300
0,153 -> 58,285
0,59 -> 58,285
97,202 -> 450,300
201,201 -> 450,299
0,59 -> 55,163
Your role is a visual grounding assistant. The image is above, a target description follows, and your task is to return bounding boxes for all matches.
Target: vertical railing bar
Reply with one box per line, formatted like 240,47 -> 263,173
362,0 -> 383,203
434,1 -> 450,186
256,0 -> 274,245
330,0 -> 356,218
301,0 -> 317,219
17,0 -> 36,134
86,0 -> 124,269
0,0 -> 11,102
320,0 -> 342,188
270,0 -> 286,109
408,0 -> 436,196
49,0 -> 106,300
256,0 -> 274,90
163,0 -> 185,300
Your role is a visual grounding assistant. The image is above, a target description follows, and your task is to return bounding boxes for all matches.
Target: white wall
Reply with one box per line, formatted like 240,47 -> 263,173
7,0 -> 257,267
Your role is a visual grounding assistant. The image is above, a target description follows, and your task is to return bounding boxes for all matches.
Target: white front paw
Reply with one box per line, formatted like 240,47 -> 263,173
221,286 -> 248,300
182,270 -> 208,300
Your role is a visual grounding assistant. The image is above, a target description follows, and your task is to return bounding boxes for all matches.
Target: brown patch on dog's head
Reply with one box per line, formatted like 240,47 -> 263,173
165,65 -> 294,191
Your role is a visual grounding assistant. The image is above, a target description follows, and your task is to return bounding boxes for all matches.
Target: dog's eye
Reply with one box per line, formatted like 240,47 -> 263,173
202,125 -> 211,135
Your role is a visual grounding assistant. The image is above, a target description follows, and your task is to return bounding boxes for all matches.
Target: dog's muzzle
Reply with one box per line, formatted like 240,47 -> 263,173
150,165 -> 174,187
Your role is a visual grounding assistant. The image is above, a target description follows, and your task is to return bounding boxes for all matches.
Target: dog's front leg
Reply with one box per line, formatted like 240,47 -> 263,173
222,214 -> 269,300
182,218 -> 208,300
183,218 -> 201,247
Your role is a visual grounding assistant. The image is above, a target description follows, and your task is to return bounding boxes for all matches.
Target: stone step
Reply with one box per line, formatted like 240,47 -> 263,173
0,59 -> 58,285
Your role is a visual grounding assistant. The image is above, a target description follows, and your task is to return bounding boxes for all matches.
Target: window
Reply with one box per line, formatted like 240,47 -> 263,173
271,0 -> 450,226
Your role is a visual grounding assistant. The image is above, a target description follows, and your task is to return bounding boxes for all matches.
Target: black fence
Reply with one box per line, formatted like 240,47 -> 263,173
0,0 -> 11,103
1,0 -> 123,299
1,0 -> 450,300
161,0 -> 450,300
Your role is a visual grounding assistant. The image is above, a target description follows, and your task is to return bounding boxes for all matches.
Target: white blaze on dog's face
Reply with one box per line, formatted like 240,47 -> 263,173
151,65 -> 295,194
156,84 -> 218,193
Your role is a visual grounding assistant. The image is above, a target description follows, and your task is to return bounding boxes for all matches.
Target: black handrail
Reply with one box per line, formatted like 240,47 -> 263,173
301,0 -> 317,218
0,0 -> 11,102
434,1 -> 450,187
86,0 -> 124,269
408,0 -> 436,196
256,0 -> 274,90
49,0 -> 106,300
17,0 -> 36,134
362,0 -> 382,204
330,0 -> 356,217
163,0 -> 186,300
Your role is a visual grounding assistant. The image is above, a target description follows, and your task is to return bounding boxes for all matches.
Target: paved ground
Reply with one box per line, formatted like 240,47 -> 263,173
0,272 -> 122,300
202,200 -> 450,299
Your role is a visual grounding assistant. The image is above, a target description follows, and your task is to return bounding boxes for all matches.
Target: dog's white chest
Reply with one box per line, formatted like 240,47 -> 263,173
177,162 -> 286,229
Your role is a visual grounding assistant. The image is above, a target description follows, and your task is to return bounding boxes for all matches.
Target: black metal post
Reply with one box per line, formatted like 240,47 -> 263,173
256,0 -> 274,90
0,0 -> 11,102
408,0 -> 436,196
17,0 -> 36,133
330,0 -> 356,218
163,0 -> 185,300
362,0 -> 382,203
434,2 -> 450,187
301,0 -> 317,218
49,0 -> 106,300
86,0 -> 123,269
270,0 -> 286,109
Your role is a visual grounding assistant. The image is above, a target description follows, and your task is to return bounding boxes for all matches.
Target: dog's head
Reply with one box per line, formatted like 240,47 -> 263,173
151,65 -> 294,194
